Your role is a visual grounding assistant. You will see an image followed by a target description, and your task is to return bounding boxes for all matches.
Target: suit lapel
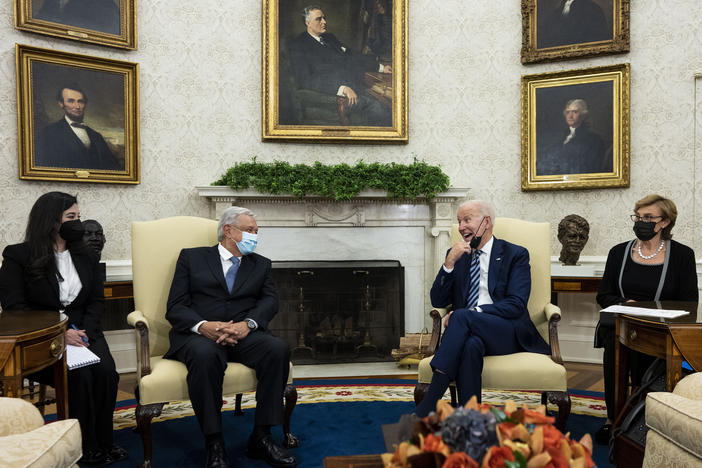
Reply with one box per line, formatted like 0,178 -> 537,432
457,253 -> 471,307
206,246 -> 229,293
232,255 -> 255,294
70,251 -> 90,303
488,238 -> 504,297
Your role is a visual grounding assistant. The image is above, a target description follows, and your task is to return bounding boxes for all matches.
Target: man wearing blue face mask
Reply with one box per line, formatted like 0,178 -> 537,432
165,206 -> 297,468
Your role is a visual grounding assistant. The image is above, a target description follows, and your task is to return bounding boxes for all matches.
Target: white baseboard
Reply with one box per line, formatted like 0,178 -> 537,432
104,329 -> 136,374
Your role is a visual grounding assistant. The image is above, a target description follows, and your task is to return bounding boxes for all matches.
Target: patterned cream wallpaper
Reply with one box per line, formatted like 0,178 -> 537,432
0,0 -> 700,262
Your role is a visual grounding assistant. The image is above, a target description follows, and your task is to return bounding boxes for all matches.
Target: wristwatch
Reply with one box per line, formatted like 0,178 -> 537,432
244,318 -> 257,331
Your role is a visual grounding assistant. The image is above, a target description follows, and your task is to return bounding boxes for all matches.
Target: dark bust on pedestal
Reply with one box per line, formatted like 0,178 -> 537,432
557,214 -> 590,265
83,219 -> 106,279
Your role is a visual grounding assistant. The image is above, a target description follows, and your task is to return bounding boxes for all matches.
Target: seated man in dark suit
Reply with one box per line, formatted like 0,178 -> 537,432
288,5 -> 392,126
35,84 -> 122,171
165,207 -> 296,468
415,200 -> 550,416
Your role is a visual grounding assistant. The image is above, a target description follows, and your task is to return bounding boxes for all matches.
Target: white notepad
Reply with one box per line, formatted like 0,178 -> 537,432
601,305 -> 690,319
66,344 -> 101,370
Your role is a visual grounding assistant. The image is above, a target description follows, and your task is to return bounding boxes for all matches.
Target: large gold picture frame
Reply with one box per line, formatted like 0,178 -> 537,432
16,44 -> 139,184
521,0 -> 629,64
262,0 -> 408,143
15,0 -> 136,50
521,64 -> 630,191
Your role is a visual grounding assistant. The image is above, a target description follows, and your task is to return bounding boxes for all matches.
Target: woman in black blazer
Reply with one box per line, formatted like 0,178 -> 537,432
595,194 -> 698,445
0,192 -> 126,465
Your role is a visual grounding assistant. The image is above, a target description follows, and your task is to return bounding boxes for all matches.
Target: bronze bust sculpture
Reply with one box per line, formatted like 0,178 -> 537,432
557,214 -> 589,265
82,219 -> 106,260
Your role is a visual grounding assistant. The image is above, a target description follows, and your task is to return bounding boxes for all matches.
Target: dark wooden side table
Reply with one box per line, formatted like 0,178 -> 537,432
0,309 -> 68,419
612,301 -> 702,467
323,454 -> 383,468
550,276 -> 602,305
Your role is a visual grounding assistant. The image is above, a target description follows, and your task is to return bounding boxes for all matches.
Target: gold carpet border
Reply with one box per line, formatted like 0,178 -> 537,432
113,385 -> 605,431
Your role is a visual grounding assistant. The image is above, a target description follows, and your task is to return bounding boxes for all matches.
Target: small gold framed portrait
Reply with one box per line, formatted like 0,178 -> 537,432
262,0 -> 408,143
521,64 -> 630,191
521,0 -> 629,64
16,44 -> 139,184
15,0 -> 137,50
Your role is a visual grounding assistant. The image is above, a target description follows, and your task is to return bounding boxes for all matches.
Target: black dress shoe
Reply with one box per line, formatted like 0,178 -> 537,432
247,434 -> 298,467
80,449 -> 108,465
205,439 -> 228,468
595,423 -> 612,445
106,444 -> 128,462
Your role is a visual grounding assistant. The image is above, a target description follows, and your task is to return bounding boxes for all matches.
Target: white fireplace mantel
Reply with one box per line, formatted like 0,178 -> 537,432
197,186 -> 469,332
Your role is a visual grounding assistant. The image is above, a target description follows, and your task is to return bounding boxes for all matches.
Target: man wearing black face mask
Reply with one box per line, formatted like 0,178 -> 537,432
594,194 -> 698,445
415,200 -> 550,417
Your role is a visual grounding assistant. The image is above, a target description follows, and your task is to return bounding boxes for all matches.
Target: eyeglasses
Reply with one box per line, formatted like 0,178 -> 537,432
630,214 -> 664,223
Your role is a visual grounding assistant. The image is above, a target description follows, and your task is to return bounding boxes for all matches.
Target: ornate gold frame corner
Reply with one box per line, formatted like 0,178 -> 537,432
521,63 -> 630,191
15,0 -> 137,50
521,0 -> 629,64
262,0 -> 408,143
16,44 -> 140,184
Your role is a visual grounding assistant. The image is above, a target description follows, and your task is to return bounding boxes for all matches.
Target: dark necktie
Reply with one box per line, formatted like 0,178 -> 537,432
225,257 -> 240,292
71,122 -> 88,129
466,250 -> 483,309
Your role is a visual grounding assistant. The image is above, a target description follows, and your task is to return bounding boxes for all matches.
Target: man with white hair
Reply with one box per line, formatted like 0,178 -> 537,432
415,200 -> 550,417
165,206 -> 296,467
537,98 -> 609,175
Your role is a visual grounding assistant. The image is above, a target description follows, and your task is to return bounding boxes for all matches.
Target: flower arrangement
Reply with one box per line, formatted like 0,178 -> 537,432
382,398 -> 595,468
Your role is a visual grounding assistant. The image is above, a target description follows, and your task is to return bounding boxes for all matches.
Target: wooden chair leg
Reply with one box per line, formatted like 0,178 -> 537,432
283,384 -> 299,448
234,393 -> 244,415
135,401 -> 165,468
414,383 -> 428,406
542,391 -> 571,432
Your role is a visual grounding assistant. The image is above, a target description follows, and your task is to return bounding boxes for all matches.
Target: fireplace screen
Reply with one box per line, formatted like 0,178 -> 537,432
268,261 -> 404,364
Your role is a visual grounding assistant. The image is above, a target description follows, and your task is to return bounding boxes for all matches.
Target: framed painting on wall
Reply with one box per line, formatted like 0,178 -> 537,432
262,0 -> 408,143
521,63 -> 630,191
15,0 -> 137,50
16,44 -> 139,184
521,0 -> 629,64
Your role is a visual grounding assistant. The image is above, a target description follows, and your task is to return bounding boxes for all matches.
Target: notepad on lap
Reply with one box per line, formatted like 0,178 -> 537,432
66,344 -> 101,370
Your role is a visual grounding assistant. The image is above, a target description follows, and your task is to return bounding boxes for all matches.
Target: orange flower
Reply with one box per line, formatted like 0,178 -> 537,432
541,425 -> 565,450
442,452 -> 479,468
423,434 -> 448,454
481,446 -> 515,468
521,408 -> 555,425
543,446 -> 569,468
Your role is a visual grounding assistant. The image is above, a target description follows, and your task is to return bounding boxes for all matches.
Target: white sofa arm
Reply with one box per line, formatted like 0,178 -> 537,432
0,397 -> 44,436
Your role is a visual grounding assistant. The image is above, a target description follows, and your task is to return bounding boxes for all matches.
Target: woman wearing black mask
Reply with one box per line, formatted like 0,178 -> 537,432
0,192 -> 125,465
593,194 -> 698,445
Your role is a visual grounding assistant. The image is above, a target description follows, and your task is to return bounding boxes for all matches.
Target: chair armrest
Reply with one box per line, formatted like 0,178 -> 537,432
127,310 -> 152,378
426,308 -> 448,355
543,303 -> 564,365
0,397 -> 44,436
673,372 -> 702,400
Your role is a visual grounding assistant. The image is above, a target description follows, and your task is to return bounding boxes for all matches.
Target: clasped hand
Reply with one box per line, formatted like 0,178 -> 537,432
198,321 -> 250,346
444,241 -> 472,269
66,327 -> 89,347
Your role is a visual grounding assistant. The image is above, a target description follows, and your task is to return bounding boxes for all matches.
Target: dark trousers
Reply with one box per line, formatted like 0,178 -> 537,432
430,308 -> 522,405
597,322 -> 655,420
31,336 -> 119,451
174,331 -> 290,437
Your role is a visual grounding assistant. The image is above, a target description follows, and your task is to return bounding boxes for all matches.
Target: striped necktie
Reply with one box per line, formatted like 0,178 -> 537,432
466,250 -> 483,309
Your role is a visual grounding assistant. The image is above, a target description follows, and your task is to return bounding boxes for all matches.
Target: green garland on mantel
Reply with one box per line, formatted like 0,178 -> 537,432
212,158 -> 450,201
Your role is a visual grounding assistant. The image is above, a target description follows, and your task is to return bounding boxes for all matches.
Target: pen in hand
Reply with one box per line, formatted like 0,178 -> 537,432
71,324 -> 89,345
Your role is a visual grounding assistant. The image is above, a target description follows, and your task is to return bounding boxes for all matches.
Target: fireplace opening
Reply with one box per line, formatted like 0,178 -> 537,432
268,260 -> 404,364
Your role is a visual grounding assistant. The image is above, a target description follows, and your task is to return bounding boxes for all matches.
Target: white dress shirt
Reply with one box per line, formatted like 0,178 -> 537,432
442,236 -> 495,310
55,250 -> 82,307
65,116 -> 91,148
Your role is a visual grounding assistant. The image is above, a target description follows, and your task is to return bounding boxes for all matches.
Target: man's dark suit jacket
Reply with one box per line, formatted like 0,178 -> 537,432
164,246 -> 278,359
35,119 -> 122,171
430,237 -> 549,355
537,125 -> 609,176
289,31 -> 379,95
539,0 -> 610,48
0,242 -> 105,340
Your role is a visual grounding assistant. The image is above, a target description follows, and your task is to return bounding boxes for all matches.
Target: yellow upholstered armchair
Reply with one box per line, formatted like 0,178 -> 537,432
0,396 -> 81,468
643,372 -> 702,467
126,216 -> 297,467
415,218 -> 571,430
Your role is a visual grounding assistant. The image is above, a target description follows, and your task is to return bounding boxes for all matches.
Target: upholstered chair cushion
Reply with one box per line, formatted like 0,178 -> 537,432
0,397 -> 81,468
643,373 -> 702,467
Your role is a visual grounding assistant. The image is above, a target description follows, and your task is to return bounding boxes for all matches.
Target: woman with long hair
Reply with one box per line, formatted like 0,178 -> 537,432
0,192 -> 126,465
